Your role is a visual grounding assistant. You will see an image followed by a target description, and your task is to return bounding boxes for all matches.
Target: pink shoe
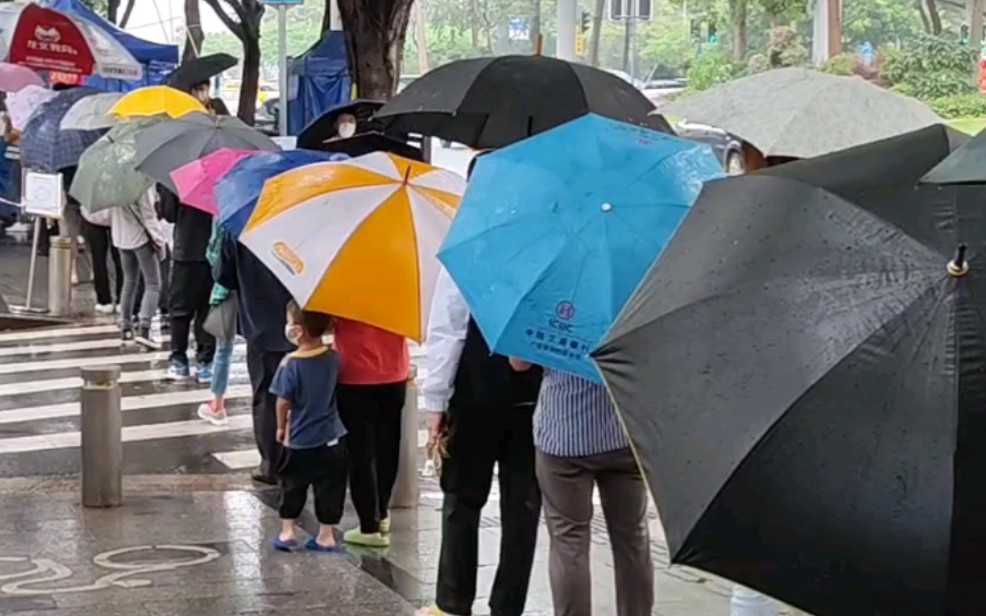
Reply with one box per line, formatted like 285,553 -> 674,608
196,400 -> 228,426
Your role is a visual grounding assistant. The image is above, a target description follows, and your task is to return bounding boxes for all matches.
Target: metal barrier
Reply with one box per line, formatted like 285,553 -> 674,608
80,366 -> 122,508
47,236 -> 72,317
390,365 -> 420,509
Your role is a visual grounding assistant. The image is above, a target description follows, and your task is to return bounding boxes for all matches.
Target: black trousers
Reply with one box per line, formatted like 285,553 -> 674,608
169,260 -> 215,365
248,346 -> 288,475
81,220 -> 120,306
436,403 -> 541,616
277,440 -> 349,524
337,382 -> 406,533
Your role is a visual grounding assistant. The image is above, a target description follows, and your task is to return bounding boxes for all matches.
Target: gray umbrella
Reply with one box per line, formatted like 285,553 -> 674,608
133,111 -> 278,192
664,67 -> 941,159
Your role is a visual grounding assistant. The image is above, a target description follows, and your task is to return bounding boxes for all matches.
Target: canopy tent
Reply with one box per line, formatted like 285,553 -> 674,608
287,30 -> 349,136
43,0 -> 178,91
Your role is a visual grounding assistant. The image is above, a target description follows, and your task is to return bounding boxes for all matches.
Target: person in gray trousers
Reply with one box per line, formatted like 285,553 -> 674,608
509,359 -> 654,616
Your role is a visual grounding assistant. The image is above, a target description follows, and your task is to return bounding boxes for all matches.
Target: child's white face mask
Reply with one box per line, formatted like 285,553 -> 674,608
284,324 -> 301,345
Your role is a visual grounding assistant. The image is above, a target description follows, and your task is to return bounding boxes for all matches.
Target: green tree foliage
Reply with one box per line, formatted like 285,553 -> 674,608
842,0 -> 923,48
882,33 -> 978,98
686,48 -> 740,90
202,0 -> 327,70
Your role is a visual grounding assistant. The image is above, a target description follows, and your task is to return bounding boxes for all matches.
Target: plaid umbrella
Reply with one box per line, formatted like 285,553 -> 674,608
71,117 -> 162,212
20,87 -> 105,172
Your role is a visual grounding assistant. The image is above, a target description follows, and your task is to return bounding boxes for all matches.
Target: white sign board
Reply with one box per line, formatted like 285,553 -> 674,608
23,171 -> 64,219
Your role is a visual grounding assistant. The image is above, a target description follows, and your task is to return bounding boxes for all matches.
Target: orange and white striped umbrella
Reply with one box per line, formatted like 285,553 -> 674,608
240,152 -> 466,342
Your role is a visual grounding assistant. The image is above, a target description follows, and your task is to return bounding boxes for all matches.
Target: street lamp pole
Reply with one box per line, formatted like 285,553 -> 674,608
277,4 -> 289,137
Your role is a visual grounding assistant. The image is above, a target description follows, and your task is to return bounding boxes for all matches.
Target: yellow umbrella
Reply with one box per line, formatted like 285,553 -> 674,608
240,152 -> 466,342
108,85 -> 206,119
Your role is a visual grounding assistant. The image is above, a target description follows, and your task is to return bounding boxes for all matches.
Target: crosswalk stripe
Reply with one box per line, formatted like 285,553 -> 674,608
0,336 -> 172,358
211,449 -> 262,470
0,324 -> 119,343
0,351 -> 171,375
0,385 -> 252,425
0,369 -> 171,397
0,414 -> 253,454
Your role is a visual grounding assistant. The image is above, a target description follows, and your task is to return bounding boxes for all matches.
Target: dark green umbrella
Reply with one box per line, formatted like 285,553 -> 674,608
133,111 -> 277,192
593,124 -> 985,616
922,127 -> 986,184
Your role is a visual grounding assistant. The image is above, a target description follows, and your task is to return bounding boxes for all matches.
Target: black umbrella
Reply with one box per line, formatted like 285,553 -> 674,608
375,55 -> 671,149
593,124 -> 986,616
166,53 -> 238,92
922,127 -> 986,184
310,131 -> 422,161
297,99 -> 385,149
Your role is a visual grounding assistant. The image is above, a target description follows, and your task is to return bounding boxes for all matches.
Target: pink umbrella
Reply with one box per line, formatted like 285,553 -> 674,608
170,148 -> 256,215
0,62 -> 42,93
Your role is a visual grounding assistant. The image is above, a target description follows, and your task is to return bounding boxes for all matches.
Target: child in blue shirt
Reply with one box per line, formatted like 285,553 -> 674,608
269,300 -> 348,552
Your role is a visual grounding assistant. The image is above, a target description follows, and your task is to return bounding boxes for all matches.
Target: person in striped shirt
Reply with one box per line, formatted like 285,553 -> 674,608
509,359 -> 654,616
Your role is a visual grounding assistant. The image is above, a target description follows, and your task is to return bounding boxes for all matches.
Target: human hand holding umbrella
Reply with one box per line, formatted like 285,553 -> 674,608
593,124 -> 985,616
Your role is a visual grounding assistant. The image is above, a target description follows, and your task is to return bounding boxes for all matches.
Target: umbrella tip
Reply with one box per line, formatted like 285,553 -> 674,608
948,244 -> 969,277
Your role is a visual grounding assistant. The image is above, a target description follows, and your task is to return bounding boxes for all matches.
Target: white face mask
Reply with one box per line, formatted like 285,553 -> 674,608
284,324 -> 301,345
338,122 -> 356,138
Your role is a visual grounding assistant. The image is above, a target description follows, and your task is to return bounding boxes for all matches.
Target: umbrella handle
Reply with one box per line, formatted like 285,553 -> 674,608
948,244 -> 969,277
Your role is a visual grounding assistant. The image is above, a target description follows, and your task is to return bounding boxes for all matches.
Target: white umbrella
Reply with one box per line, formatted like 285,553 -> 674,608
60,92 -> 123,131
6,84 -> 55,131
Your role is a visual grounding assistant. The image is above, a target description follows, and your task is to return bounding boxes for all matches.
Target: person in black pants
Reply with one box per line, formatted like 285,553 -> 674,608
418,267 -> 542,616
216,234 -> 293,485
80,215 -> 121,311
158,186 -> 215,382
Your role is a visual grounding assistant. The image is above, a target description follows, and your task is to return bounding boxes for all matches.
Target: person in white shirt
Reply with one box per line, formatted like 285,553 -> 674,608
416,266 -> 542,616
110,188 -> 166,350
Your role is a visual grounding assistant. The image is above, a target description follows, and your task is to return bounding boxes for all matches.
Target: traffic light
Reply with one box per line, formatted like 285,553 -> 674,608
708,22 -> 718,43
580,10 -> 591,34
962,24 -> 970,44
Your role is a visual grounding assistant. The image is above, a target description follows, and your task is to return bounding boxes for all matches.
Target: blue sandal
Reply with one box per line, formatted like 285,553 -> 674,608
305,537 -> 338,553
273,536 -> 298,552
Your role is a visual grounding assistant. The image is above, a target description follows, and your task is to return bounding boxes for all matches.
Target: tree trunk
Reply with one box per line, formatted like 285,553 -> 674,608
470,0 -> 480,53
119,0 -> 136,27
924,0 -> 943,34
338,0 -> 414,99
183,0 -> 203,62
323,0 -> 332,31
238,34 -> 261,124
968,0 -> 984,80
827,0 -> 841,57
531,0 -> 542,54
729,0 -> 747,63
107,0 -> 119,24
414,0 -> 429,73
588,0 -> 604,65
622,20 -> 631,71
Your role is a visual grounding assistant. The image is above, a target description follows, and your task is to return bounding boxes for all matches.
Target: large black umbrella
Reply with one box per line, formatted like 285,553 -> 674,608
133,111 -> 277,192
297,99 -> 385,149
166,53 -> 238,91
922,127 -> 986,184
593,124 -> 986,616
310,131 -> 422,160
375,55 -> 671,149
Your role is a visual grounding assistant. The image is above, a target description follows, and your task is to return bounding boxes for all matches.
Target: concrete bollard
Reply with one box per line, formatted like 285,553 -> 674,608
390,365 -> 420,509
80,366 -> 123,508
47,236 -> 73,317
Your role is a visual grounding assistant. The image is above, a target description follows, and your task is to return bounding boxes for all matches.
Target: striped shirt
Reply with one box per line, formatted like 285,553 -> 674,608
533,369 -> 629,457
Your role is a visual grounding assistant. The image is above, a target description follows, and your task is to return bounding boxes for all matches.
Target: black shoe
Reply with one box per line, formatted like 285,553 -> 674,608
251,467 -> 277,485
135,327 -> 162,350
121,329 -> 134,345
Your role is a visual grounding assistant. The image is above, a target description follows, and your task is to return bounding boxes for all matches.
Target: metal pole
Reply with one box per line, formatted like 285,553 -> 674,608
390,365 -> 420,509
47,235 -> 72,317
628,0 -> 638,81
9,217 -> 47,314
556,0 -> 577,60
277,4 -> 289,137
81,366 -> 123,508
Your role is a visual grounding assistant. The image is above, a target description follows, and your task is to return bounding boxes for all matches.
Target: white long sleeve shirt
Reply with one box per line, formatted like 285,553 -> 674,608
421,266 -> 471,413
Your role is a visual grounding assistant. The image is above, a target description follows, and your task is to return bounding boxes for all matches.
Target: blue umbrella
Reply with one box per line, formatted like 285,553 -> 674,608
20,87 -> 104,172
438,113 -> 723,381
216,149 -> 349,236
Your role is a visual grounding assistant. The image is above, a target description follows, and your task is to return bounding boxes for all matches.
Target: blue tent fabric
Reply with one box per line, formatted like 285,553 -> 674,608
42,0 -> 178,91
287,31 -> 350,136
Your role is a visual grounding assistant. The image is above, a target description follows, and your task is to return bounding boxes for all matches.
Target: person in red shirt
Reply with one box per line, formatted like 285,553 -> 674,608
334,317 -> 410,548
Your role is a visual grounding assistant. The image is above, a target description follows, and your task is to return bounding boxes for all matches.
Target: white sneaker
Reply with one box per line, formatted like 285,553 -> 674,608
196,401 -> 228,426
95,304 -> 115,315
